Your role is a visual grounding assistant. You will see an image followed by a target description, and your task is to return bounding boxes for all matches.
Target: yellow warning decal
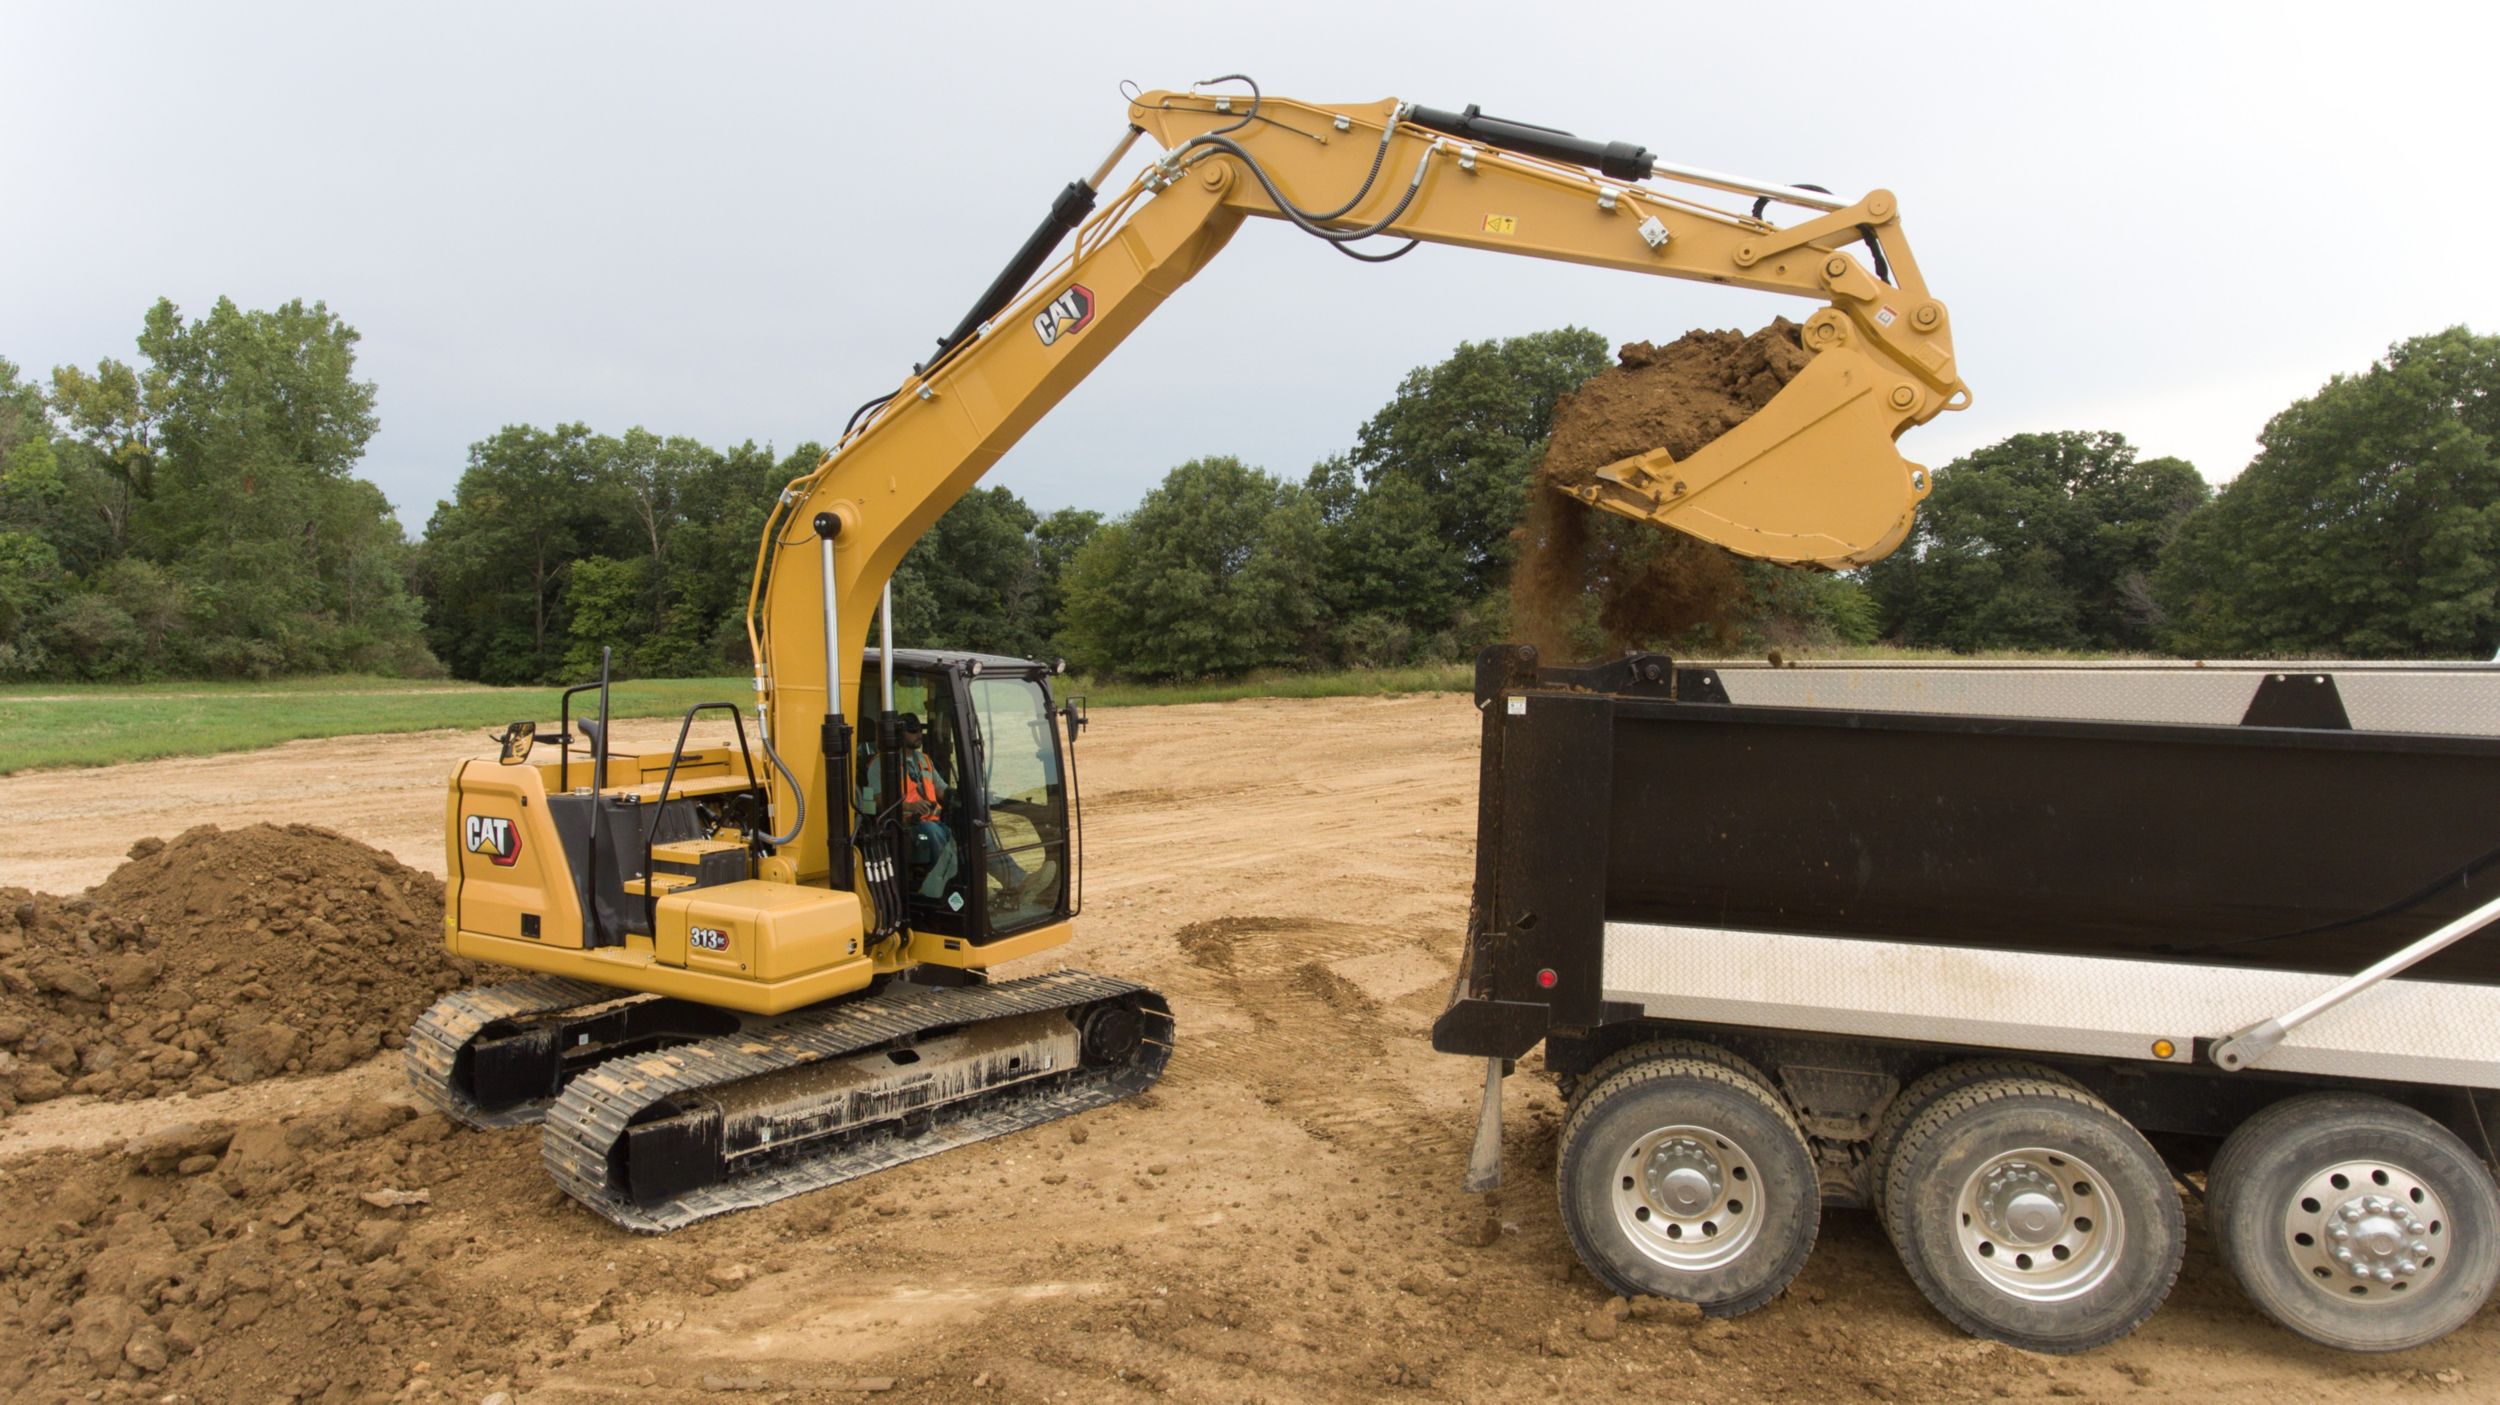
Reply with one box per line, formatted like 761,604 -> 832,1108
1482,215 -> 1518,236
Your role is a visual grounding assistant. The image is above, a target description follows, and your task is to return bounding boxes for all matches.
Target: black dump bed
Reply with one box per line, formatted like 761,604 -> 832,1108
1433,648 -> 2500,1063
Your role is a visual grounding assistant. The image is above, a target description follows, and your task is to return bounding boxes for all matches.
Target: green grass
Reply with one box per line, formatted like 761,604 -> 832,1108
0,666 -> 1484,774
1066,663 -> 1474,709
0,674 -> 756,775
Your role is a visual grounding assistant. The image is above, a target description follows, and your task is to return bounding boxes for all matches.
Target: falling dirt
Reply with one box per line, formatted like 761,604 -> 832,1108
0,825 -> 471,1118
0,699 -> 2491,1403
1512,320 -> 1812,660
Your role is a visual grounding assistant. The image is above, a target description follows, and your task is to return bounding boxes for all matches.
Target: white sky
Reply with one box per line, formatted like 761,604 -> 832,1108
6,1 -> 2495,533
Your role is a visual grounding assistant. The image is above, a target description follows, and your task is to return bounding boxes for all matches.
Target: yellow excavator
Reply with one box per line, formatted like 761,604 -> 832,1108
407,78 -> 1969,1230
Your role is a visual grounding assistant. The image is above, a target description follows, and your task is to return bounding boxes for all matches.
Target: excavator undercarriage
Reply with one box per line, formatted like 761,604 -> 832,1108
410,970 -> 1170,1231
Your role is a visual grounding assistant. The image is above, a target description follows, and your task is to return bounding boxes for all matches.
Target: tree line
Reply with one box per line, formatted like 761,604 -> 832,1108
6,300 -> 2499,685
1,299 -> 430,680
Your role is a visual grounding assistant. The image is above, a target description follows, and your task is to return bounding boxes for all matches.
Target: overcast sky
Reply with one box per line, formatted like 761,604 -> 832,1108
7,2 -> 2496,534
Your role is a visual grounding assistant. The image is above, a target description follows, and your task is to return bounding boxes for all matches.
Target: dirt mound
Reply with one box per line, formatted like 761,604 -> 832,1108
0,825 -> 472,1116
1512,320 -> 1811,658
0,1098 -> 550,1402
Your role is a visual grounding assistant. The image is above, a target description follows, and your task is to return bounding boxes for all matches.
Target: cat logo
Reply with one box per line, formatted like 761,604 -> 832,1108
1032,283 -> 1094,347
464,814 -> 523,867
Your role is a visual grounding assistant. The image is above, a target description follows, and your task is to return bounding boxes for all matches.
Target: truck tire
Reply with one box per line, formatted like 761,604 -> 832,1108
1882,1076 -> 2182,1353
2207,1092 -> 2500,1352
1565,1038 -> 1770,1111
1868,1059 -> 2085,1224
1557,1053 -> 1818,1316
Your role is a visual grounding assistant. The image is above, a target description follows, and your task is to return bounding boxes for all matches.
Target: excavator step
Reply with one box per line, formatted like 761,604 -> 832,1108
539,968 -> 1173,1232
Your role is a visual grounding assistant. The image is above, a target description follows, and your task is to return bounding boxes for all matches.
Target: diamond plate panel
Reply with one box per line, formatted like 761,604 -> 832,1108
1699,661 -> 2500,737
1602,921 -> 2500,1090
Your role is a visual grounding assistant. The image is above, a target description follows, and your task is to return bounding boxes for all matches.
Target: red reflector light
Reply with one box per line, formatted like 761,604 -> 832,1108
1537,968 -> 1558,989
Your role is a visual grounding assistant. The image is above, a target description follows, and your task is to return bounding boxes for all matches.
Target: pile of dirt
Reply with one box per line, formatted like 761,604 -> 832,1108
1512,320 -> 1812,658
0,1098 -> 556,1402
0,824 -> 472,1116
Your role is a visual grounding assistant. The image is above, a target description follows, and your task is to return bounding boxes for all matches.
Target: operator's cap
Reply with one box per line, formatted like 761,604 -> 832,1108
896,712 -> 924,731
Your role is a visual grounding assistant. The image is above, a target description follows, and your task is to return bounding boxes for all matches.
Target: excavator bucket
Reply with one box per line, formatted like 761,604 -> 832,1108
1563,328 -> 1962,570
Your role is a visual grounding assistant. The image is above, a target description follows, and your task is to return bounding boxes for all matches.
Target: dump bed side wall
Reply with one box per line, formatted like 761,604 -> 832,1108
1605,700 -> 2500,985
1433,650 -> 2500,1066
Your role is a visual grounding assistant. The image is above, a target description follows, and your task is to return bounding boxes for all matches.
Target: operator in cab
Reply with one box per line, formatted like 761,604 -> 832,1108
885,713 -> 959,899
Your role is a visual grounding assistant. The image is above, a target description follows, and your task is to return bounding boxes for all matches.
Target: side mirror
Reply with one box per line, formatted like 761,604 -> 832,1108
1060,698 -> 1088,737
496,719 -> 537,765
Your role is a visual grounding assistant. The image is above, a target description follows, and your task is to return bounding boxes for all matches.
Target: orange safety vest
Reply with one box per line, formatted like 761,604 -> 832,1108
902,755 -> 942,812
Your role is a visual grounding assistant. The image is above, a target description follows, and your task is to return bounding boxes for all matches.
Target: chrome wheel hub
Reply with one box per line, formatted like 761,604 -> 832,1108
2285,1161 -> 2448,1299
1954,1148 -> 2126,1303
1612,1124 -> 1763,1271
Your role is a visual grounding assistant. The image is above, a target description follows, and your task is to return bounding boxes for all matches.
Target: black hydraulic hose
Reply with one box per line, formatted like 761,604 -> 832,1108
1300,108 -> 1402,221
1182,131 -> 1425,244
756,718 -> 807,847
1190,72 -> 1261,138
1336,239 -> 1420,263
1750,184 -> 1892,285
842,392 -> 894,439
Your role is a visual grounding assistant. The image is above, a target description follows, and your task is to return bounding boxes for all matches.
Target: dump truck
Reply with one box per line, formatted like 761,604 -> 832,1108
1435,651 -> 2500,1353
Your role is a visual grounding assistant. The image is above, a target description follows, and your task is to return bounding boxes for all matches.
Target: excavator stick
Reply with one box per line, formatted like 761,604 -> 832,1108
1565,315 -> 1949,570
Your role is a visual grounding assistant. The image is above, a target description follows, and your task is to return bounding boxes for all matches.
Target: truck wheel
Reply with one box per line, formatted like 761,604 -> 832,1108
1557,1054 -> 1819,1316
1868,1060 -> 2085,1222
2208,1092 -> 2500,1352
1883,1076 -> 2182,1353
1566,1038 -> 1770,1111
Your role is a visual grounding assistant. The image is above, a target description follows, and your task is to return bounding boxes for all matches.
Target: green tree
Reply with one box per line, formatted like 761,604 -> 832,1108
2156,328 -> 2500,657
1307,454 -> 1466,664
889,485 -> 1046,656
1864,431 -> 2208,652
559,555 -> 652,678
416,424 -> 612,683
45,353 -> 158,556
0,530 -> 62,646
1341,328 -> 1610,600
15,298 -> 434,679
1032,505 -> 1101,652
1059,457 -> 1323,678
650,440 -> 813,674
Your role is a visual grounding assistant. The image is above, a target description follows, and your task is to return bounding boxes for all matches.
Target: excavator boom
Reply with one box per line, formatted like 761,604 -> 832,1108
753,84 -> 1968,883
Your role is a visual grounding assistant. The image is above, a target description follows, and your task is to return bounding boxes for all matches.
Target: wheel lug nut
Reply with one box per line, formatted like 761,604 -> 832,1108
2335,1247 -> 2354,1262
2342,1205 -> 2362,1221
2330,1224 -> 2351,1240
2397,1259 -> 2418,1275
2376,1267 -> 2396,1283
2412,1240 -> 2431,1255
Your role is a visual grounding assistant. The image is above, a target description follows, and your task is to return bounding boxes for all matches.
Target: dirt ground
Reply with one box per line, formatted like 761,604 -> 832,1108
0,696 -> 2490,1403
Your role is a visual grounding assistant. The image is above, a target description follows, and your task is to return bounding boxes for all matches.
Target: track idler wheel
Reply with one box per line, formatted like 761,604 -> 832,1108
1078,999 -> 1144,1066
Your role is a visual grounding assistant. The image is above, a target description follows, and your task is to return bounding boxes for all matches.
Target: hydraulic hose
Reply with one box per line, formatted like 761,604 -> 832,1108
756,710 -> 807,848
1182,131 -> 1425,242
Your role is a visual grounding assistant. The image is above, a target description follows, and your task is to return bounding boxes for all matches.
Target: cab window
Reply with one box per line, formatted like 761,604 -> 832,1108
968,676 -> 1068,934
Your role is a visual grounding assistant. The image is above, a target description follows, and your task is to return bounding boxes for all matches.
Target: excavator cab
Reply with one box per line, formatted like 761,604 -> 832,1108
855,650 -> 1077,945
